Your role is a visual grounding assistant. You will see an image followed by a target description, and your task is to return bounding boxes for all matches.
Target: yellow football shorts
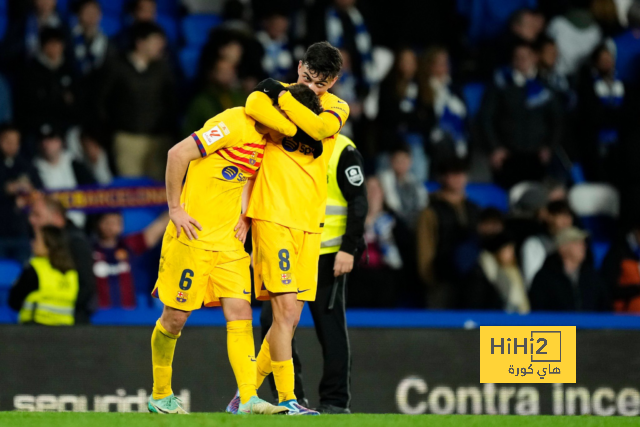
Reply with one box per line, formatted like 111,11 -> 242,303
152,233 -> 251,311
252,219 -> 321,302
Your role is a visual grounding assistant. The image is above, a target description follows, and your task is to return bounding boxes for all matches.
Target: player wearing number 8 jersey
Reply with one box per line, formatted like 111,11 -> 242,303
226,42 -> 349,416
147,86 -> 322,416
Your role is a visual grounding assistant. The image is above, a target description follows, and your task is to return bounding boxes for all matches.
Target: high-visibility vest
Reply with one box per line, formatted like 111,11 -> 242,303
320,135 -> 356,255
19,257 -> 78,326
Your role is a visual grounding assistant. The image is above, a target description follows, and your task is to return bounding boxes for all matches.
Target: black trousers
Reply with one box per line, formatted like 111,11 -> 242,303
260,252 -> 352,408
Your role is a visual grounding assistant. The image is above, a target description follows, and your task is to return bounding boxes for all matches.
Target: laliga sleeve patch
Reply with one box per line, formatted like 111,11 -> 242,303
345,166 -> 364,186
203,125 -> 224,146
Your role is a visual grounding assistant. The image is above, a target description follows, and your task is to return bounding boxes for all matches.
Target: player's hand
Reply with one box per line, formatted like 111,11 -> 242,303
333,251 -> 354,277
169,203 -> 202,241
234,214 -> 251,244
253,78 -> 286,101
292,127 -> 323,158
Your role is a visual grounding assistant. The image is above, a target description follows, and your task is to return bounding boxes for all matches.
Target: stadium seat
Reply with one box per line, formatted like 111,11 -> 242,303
0,16 -> 7,42
182,14 -> 221,47
157,14 -> 179,45
99,0 -> 126,15
180,46 -> 202,80
57,0 -> 71,17
613,29 -> 640,84
100,14 -> 123,37
462,82 -> 486,119
592,241 -> 611,270
569,183 -> 620,242
0,0 -> 6,13
468,0 -> 537,44
0,259 -> 22,306
156,0 -> 180,14
508,181 -> 543,208
425,182 -> 509,212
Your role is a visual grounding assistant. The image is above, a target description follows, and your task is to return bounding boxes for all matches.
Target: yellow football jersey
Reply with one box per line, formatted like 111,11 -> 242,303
166,107 -> 266,251
245,89 -> 350,233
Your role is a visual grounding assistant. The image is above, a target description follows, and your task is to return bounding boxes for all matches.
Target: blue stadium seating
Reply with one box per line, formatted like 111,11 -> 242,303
468,0 -> 537,44
156,0 -> 179,14
101,14 -> 123,37
425,182 -> 509,212
580,216 -> 617,243
592,241 -> 611,270
182,14 -> 221,47
462,82 -> 486,119
57,0 -> 71,17
0,259 -> 22,306
0,16 -> 7,42
0,0 -> 6,13
99,0 -> 126,15
613,30 -> 640,84
180,46 -> 202,80
157,14 -> 179,45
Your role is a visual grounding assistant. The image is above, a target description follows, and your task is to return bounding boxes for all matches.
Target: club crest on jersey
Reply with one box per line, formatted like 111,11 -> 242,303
222,166 -> 239,180
281,273 -> 292,285
249,151 -> 257,165
176,291 -> 189,303
283,138 -> 299,152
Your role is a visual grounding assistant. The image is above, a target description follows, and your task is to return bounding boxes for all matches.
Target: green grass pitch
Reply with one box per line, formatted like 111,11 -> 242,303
1,413 -> 639,427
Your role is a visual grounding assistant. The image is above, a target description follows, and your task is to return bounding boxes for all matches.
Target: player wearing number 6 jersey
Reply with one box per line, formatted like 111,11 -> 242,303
226,42 -> 350,416
147,85 -> 322,416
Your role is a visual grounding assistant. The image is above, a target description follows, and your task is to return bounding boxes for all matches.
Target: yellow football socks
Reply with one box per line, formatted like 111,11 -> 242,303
227,320 -> 258,404
255,339 -> 272,390
151,319 -> 180,400
272,359 -> 296,403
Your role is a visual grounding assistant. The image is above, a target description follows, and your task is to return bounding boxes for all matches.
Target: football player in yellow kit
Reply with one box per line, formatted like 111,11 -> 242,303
147,85 -> 322,415
226,41 -> 350,415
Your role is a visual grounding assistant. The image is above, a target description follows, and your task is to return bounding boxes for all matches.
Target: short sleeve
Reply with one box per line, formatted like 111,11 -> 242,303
191,109 -> 242,157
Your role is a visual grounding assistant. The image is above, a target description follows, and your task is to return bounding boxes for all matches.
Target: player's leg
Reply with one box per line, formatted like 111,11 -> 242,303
149,233 -> 210,414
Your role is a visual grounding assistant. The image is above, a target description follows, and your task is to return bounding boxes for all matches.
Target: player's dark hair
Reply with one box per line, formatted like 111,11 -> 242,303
302,41 -> 343,81
284,84 -> 323,115
547,200 -> 572,216
130,21 -> 165,50
41,225 -> 76,273
39,26 -> 66,46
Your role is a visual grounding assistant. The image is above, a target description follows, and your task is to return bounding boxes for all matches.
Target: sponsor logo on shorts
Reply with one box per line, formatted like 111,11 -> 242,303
281,273 -> 292,285
222,166 -> 239,180
242,290 -> 251,295
176,291 -> 189,303
297,289 -> 310,294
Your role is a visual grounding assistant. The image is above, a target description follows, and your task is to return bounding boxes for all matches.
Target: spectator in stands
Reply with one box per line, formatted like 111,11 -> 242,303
602,219 -> 640,312
183,59 -> 245,135
71,0 -> 116,76
2,0 -> 69,65
0,74 -> 12,125
578,44 -> 626,185
308,0 -> 374,99
256,11 -> 294,82
611,1 -> 640,84
546,0 -> 602,76
529,226 -> 609,311
591,0 -> 625,36
378,145 -> 428,230
17,27 -> 78,139
9,225 -> 80,325
491,9 -> 546,70
114,0 -> 158,52
420,46 -> 468,168
92,211 -> 168,309
416,158 -> 480,308
330,50 -> 362,139
97,22 -> 176,181
465,231 -> 530,313
0,125 -> 42,262
536,36 -> 575,111
481,41 -> 563,189
28,197 -> 95,323
348,177 -> 402,308
521,200 -> 574,286
79,130 -> 112,185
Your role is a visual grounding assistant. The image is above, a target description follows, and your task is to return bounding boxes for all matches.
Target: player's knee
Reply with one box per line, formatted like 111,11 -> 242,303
161,307 -> 191,334
274,302 -> 298,328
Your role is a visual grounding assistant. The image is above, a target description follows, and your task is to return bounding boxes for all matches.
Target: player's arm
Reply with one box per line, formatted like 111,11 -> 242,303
278,92 -> 350,141
245,91 -> 297,137
142,211 -> 170,248
234,175 -> 256,244
166,136 -> 203,240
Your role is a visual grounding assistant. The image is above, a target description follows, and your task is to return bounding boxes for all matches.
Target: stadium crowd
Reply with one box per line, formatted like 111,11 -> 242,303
2,0 -> 640,322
